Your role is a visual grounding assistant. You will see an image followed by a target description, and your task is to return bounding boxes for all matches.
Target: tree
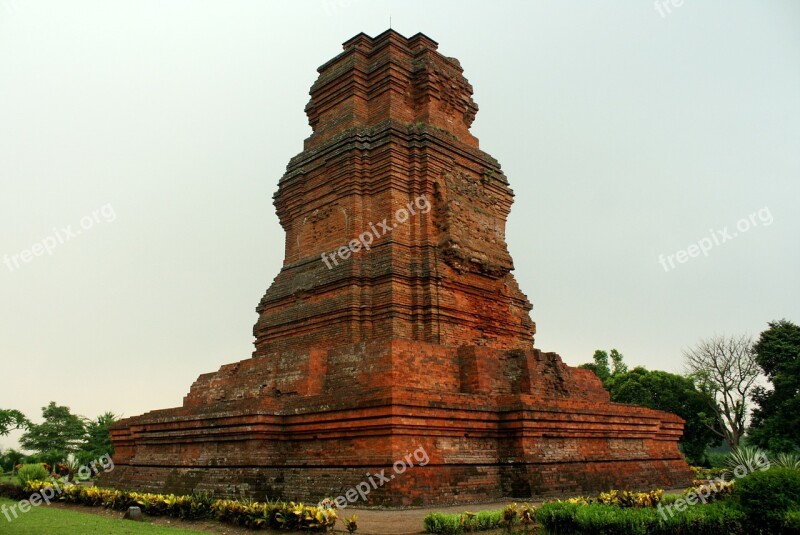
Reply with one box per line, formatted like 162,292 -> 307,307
78,412 -> 117,464
0,448 -> 25,472
606,367 -> 718,463
609,349 -> 628,376
579,349 -> 627,387
749,319 -> 800,452
19,402 -> 87,466
683,334 -> 760,449
0,409 -> 28,436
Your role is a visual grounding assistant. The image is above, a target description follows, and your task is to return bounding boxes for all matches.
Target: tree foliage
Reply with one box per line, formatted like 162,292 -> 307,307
683,334 -> 760,449
749,319 -> 800,452
579,349 -> 627,386
0,448 -> 26,472
606,367 -> 718,463
579,350 -> 716,463
0,409 -> 28,436
78,412 -> 117,464
19,402 -> 87,465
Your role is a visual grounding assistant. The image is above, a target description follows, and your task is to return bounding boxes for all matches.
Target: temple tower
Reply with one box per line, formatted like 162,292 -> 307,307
255,31 -> 532,357
104,30 -> 693,505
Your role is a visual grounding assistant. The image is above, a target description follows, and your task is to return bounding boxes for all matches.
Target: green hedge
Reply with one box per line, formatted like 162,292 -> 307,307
423,503 -> 534,534
783,509 -> 800,535
0,481 -> 26,501
423,509 -> 504,534
734,467 -> 800,534
537,500 -> 746,535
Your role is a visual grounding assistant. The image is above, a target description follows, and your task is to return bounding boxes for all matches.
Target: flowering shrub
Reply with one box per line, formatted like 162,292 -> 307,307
691,466 -> 730,480
549,488 -> 664,509
596,489 -> 663,508
683,479 -> 735,503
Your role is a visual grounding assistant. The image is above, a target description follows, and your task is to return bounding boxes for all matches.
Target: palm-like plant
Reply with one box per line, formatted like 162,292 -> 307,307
771,451 -> 800,470
725,445 -> 770,476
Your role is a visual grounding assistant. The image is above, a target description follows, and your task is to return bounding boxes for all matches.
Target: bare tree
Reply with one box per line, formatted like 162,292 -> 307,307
683,334 -> 761,449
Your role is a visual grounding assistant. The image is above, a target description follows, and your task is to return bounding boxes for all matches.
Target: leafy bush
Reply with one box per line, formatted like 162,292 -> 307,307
535,502 -> 581,534
423,512 -> 458,534
735,467 -> 800,533
518,502 -> 536,530
596,489 -> 663,507
665,501 -> 746,534
422,504 -> 539,534
16,463 -> 49,485
784,509 -> 800,534
537,502 -> 657,535
344,513 -> 358,534
691,465 -> 730,480
661,493 -> 682,505
562,495 -> 591,505
542,488 -> 664,509
0,481 -> 26,500
211,499 -> 337,530
420,502 -> 530,534
467,510 -> 505,531
683,479 -> 735,503
705,451 -> 729,468
0,449 -> 25,473
500,503 -> 518,530
273,501 -> 337,531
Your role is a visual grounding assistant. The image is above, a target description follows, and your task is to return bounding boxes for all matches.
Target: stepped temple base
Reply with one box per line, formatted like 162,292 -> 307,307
101,339 -> 693,505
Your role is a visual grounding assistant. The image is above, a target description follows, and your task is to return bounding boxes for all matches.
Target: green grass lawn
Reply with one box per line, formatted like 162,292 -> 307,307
0,474 -> 19,484
0,498 -> 211,534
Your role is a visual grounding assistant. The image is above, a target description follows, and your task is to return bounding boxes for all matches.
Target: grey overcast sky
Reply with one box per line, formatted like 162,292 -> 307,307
1,1 -> 798,449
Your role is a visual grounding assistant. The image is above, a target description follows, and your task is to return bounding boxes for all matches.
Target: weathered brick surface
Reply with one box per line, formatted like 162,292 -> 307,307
102,30 -> 693,505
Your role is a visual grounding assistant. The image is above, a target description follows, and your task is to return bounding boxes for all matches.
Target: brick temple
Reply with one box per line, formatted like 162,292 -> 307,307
104,30 -> 693,505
